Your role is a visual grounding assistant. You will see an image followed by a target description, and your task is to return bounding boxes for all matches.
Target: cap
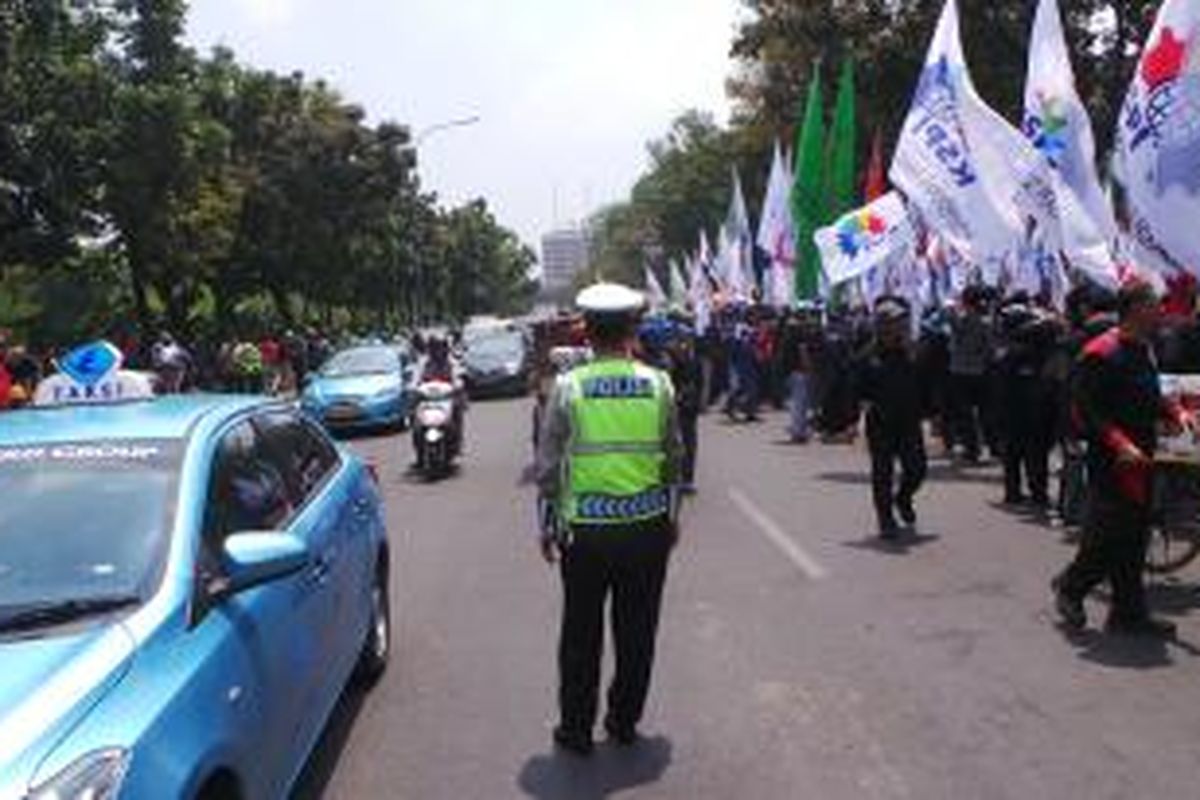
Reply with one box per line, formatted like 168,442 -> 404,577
575,282 -> 646,316
874,296 -> 911,322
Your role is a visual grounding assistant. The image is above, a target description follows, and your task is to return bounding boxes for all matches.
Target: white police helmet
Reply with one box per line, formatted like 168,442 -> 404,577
575,282 -> 646,316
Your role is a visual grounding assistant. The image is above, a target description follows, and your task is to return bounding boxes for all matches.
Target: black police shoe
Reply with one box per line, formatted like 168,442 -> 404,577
553,726 -> 594,756
1051,577 -> 1086,631
1104,616 -> 1177,639
879,520 -> 901,541
895,496 -> 917,526
604,717 -> 640,747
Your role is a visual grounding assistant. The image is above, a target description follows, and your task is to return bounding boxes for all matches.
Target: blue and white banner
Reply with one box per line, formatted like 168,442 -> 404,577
1023,0 -> 1118,287
689,243 -> 714,334
890,0 -> 1060,265
814,191 -> 916,287
1113,0 -> 1200,277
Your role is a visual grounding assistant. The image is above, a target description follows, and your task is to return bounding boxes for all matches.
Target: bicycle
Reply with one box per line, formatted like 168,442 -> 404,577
1147,455 -> 1200,574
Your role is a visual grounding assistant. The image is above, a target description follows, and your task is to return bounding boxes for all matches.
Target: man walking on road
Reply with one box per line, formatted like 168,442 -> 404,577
536,282 -> 683,756
1053,279 -> 1191,638
856,296 -> 927,539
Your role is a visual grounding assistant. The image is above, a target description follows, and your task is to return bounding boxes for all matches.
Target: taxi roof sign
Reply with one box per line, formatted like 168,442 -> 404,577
59,341 -> 122,387
33,341 -> 156,408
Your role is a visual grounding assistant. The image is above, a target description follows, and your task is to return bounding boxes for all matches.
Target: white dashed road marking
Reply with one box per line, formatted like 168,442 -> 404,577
729,487 -> 829,580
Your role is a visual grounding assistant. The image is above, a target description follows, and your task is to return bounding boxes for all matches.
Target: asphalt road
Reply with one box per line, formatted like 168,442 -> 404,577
294,398 -> 1200,800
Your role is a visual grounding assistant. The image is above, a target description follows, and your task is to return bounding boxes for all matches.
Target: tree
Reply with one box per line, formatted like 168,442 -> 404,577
0,2 -> 115,273
587,111 -> 770,285
0,0 -> 535,344
440,200 -> 536,321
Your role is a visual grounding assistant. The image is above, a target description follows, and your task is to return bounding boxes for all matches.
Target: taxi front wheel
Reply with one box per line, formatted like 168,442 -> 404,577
353,561 -> 391,686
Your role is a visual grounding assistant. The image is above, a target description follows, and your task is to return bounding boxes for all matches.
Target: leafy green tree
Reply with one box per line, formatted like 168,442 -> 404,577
589,111 -> 767,285
1,0 -> 535,344
0,2 -> 114,273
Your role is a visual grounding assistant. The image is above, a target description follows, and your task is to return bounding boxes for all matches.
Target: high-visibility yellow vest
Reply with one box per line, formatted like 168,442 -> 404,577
233,342 -> 263,376
562,358 -> 670,525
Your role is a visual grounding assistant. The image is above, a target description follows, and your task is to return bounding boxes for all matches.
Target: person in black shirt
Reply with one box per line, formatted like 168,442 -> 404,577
668,329 -> 704,493
855,296 -> 927,539
1053,279 -> 1191,638
997,300 -> 1060,508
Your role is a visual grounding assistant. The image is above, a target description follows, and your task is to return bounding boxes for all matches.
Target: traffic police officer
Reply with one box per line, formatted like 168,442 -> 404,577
536,282 -> 683,755
856,296 -> 927,539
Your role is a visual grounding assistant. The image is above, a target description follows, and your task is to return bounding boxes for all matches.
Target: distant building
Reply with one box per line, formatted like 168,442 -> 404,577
540,227 -> 591,300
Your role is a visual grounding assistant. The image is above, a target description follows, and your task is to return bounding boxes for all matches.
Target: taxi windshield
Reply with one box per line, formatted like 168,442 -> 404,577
0,441 -> 180,614
321,348 -> 397,377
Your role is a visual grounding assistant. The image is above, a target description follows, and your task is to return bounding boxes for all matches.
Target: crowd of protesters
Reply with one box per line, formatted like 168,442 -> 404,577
0,325 -> 357,408
638,271 -> 1200,528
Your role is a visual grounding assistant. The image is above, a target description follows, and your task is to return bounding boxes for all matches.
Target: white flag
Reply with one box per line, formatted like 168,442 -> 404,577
815,191 -> 917,287
689,252 -> 713,334
725,166 -> 752,247
757,140 -> 798,309
644,265 -> 667,310
1023,0 -> 1118,287
669,259 -> 689,308
890,0 -> 1060,266
1113,0 -> 1200,276
724,167 -> 756,298
697,229 -> 713,268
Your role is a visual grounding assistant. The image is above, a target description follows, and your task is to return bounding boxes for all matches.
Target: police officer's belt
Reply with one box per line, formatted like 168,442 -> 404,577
576,488 -> 670,521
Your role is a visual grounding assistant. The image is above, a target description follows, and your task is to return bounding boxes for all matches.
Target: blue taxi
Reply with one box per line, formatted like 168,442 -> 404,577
0,354 -> 393,799
301,345 -> 414,433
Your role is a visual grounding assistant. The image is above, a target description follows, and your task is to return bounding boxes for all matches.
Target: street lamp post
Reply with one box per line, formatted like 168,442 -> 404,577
415,115 -> 481,147
406,116 -> 480,324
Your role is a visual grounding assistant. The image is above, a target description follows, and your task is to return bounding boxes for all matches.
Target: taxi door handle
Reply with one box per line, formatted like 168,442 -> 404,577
311,554 -> 333,582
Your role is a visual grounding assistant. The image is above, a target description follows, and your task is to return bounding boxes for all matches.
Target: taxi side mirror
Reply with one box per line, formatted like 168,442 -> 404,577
217,532 -> 310,597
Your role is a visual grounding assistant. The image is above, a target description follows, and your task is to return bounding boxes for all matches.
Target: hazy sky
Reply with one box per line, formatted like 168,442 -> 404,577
186,0 -> 738,255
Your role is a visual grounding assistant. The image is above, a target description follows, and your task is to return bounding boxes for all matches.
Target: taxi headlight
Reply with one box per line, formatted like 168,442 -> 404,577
27,748 -> 130,800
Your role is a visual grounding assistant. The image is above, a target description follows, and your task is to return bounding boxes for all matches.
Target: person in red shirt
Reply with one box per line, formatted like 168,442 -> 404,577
259,334 -> 283,395
0,349 -> 12,409
1053,279 -> 1192,638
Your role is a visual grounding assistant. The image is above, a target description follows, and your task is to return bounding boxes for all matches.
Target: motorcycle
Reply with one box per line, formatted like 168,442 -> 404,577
412,379 -> 460,477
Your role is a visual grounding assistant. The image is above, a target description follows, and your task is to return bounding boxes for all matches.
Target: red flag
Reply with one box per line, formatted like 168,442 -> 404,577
863,130 -> 887,202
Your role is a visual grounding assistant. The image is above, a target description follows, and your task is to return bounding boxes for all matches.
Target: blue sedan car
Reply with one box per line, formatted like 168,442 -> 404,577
301,345 -> 413,433
0,394 -> 392,800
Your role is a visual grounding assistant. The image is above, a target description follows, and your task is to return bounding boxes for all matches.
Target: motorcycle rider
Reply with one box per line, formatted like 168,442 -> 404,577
414,335 -> 467,458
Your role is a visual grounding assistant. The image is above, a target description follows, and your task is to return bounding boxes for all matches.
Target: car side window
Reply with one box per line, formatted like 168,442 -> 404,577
255,411 -> 340,508
206,421 -> 293,545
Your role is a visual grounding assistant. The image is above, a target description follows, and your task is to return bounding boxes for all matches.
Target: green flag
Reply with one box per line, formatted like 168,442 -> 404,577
791,64 -> 825,302
825,58 -> 858,220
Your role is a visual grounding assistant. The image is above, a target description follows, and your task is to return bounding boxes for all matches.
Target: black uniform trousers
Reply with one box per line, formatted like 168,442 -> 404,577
1057,489 -> 1152,624
558,516 -> 672,736
866,413 -> 927,528
950,373 -> 990,458
1002,378 -> 1054,504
